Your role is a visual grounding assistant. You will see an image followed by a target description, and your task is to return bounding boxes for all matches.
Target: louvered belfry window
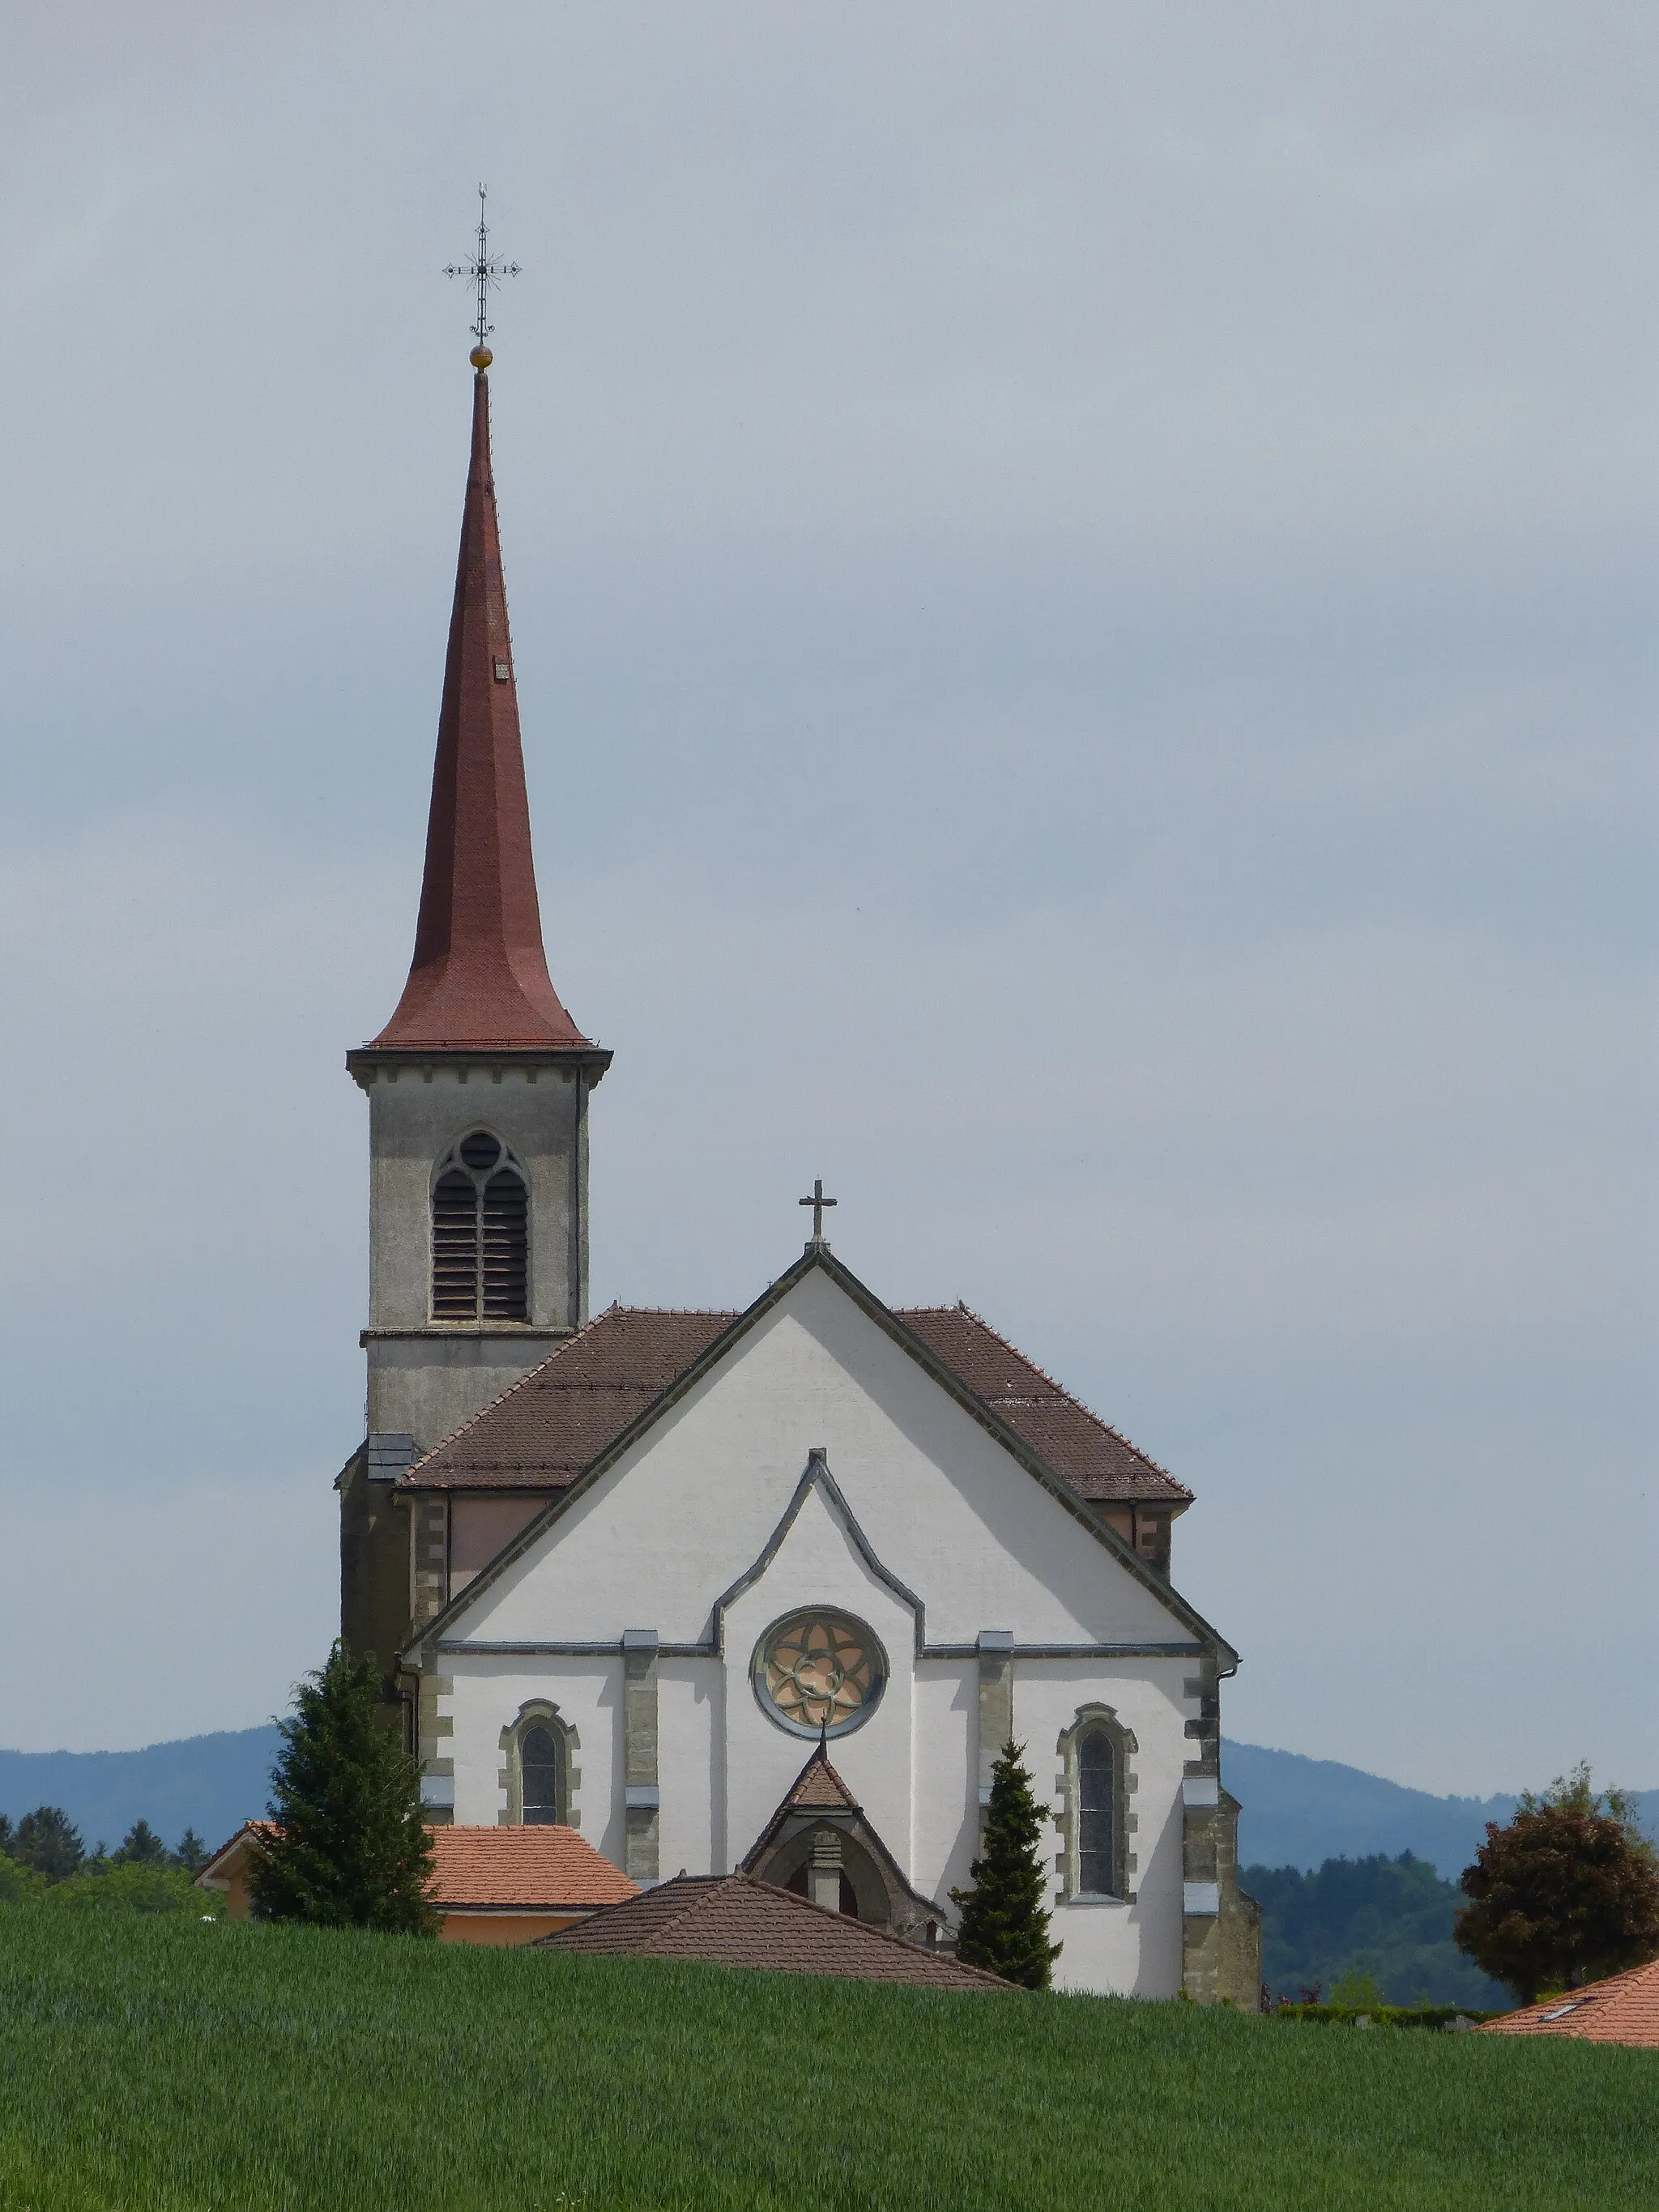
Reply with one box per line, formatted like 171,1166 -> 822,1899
431,1131 -> 529,1321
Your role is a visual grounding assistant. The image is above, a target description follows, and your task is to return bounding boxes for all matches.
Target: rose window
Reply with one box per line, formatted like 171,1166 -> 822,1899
753,1611 -> 886,1738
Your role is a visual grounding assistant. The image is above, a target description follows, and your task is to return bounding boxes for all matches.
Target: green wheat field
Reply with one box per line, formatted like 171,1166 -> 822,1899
1,1907 -> 1655,2211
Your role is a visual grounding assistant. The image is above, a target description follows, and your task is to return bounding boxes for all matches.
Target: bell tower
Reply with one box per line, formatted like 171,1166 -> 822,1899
339,342 -> 609,1673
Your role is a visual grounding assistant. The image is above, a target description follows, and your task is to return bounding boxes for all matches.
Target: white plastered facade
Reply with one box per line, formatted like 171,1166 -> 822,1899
408,1259 -> 1230,1997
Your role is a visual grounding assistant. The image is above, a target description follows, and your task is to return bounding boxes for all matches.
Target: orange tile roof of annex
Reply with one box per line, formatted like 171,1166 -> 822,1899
1480,1956 -> 1659,2048
198,1822 -> 637,1916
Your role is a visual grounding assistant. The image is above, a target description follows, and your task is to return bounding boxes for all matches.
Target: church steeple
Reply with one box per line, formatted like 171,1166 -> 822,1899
373,369 -> 591,1051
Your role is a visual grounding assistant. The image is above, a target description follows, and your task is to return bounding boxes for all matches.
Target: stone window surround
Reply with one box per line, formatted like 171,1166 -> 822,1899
1054,1703 -> 1138,1906
497,1698 -> 582,1828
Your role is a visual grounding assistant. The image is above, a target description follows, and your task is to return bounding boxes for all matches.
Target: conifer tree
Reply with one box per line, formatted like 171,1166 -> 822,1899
951,1740 -> 1061,1989
173,1828 -> 209,1876
249,1643 -> 438,1935
113,1819 -> 168,1865
11,1806 -> 85,1882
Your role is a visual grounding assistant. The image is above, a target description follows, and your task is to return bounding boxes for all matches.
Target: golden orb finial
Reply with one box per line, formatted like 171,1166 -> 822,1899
446,187 -> 518,373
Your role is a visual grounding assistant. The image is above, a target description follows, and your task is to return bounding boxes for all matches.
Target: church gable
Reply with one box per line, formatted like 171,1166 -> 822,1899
412,1248 -> 1226,1660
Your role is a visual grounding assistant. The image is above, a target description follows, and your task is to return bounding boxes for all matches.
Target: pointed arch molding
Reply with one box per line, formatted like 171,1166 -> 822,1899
429,1451 -> 1215,1664
707,1450 -> 923,1653
497,1698 -> 581,1828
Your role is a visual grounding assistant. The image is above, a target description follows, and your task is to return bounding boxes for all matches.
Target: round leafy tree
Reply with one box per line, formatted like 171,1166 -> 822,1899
1456,1764 -> 1659,2004
951,1740 -> 1061,1989
249,1643 -> 438,1935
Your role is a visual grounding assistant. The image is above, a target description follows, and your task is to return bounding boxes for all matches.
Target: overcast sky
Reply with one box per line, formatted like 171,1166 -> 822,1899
2,2 -> 1653,1795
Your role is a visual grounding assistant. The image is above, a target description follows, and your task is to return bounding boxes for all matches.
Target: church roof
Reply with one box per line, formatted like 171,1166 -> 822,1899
781,1741 -> 861,1812
399,1297 -> 1192,1508
536,1873 -> 1012,1990
367,371 -> 601,1055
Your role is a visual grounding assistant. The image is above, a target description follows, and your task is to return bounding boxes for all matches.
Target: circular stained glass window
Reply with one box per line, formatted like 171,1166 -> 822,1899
753,1610 -> 886,1739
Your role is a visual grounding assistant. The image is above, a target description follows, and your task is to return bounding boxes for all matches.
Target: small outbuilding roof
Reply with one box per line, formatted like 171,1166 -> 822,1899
1479,1957 -> 1659,2048
537,1872 -> 1013,1990
427,1826 -> 638,1912
195,1822 -> 637,1914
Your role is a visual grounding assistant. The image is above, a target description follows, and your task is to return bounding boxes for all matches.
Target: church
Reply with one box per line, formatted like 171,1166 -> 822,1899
337,349 -> 1259,2003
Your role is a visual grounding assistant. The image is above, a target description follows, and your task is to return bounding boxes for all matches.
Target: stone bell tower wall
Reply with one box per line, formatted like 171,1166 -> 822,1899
348,1048 -> 606,1454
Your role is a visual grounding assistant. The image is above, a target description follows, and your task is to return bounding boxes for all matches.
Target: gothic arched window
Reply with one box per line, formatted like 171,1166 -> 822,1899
500,1703 -> 579,1828
520,1724 -> 561,1825
432,1131 -> 528,1321
1077,1728 -> 1115,1896
1056,1705 -> 1138,1904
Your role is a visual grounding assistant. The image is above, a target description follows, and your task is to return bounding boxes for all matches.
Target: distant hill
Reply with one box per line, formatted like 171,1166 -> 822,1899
1226,1740 -> 1659,1877
1244,1852 -> 1509,2009
3,1724 -> 1653,1878
0,1728 -> 281,1855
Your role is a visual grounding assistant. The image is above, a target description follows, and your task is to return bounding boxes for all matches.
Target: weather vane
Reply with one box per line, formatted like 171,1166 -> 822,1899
444,185 -> 520,369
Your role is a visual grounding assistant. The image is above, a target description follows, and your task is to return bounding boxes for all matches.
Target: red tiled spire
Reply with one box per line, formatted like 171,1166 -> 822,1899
372,372 -> 591,1051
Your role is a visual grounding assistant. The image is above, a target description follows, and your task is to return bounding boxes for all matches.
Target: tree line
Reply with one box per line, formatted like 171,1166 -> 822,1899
1,1809 -> 209,1881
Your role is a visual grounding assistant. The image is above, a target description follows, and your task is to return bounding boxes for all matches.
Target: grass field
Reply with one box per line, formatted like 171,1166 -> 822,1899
1,1907 -> 1655,2211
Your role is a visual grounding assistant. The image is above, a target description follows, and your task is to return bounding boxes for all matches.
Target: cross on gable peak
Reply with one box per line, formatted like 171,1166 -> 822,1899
799,1178 -> 837,1246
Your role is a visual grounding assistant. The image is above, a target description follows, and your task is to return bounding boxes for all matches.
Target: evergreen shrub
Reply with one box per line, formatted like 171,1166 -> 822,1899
249,1643 -> 437,1934
951,1739 -> 1060,1989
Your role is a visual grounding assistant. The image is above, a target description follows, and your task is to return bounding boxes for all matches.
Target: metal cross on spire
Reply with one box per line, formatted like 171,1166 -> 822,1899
800,1178 -> 838,1243
444,184 -> 520,367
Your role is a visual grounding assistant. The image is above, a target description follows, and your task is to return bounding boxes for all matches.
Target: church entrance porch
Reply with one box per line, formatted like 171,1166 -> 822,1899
743,1743 -> 953,1945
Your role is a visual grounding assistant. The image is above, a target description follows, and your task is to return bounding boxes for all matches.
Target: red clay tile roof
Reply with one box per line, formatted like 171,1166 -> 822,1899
401,1302 -> 1188,1508
368,372 -> 597,1054
429,1826 -> 638,1912
902,1305 -> 1188,1504
538,1873 -> 1012,1990
197,1822 -> 636,1913
785,1744 -> 860,1812
1479,1957 -> 1659,2048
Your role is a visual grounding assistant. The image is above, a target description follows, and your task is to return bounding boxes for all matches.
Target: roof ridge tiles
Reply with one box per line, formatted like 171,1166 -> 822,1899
600,1306 -> 742,1319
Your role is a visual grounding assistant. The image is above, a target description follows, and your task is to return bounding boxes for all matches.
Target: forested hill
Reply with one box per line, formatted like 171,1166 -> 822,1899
0,1730 -> 282,1856
1226,1741 -> 1659,1876
1246,1853 -> 1508,2010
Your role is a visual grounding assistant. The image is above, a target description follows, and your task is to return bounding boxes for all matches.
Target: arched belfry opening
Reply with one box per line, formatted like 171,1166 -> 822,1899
432,1131 -> 529,1321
